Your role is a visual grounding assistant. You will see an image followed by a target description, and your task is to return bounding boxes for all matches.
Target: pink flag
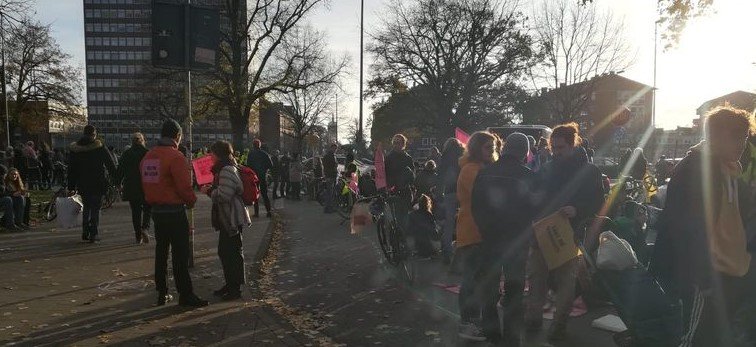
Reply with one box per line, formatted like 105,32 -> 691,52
455,127 -> 470,145
374,143 -> 387,190
192,155 -> 216,185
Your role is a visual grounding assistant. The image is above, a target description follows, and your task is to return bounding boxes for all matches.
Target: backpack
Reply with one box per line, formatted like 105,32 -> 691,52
237,165 -> 260,205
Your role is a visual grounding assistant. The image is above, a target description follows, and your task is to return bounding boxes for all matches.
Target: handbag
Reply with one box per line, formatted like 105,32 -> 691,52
596,231 -> 639,271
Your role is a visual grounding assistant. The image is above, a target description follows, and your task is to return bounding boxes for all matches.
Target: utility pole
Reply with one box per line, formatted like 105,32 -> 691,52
357,0 -> 364,151
652,20 -> 658,129
1,11 -> 11,148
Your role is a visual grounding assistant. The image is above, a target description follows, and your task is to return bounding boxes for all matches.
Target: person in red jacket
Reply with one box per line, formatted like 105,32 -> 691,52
141,119 -> 207,308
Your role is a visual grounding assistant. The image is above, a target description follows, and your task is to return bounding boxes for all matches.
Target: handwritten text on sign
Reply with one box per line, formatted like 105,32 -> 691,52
141,159 -> 160,184
192,155 -> 216,186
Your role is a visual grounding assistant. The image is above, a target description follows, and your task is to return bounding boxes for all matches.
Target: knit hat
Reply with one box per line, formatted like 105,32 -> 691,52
503,132 -> 530,161
160,118 -> 182,138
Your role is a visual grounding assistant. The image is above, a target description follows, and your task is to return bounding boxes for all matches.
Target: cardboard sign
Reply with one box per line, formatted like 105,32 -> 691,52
533,212 -> 579,270
141,159 -> 161,184
455,127 -> 470,145
192,155 -> 215,185
374,143 -> 387,190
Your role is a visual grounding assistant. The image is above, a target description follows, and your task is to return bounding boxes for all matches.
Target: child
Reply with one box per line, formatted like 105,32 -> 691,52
407,194 -> 438,258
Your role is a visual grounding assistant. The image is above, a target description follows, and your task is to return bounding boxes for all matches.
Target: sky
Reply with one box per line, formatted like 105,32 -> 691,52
33,0 -> 756,137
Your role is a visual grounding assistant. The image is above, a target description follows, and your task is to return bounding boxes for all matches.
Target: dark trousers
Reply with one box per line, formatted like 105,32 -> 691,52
0,196 -> 14,228
291,182 -> 301,199
480,251 -> 526,344
271,176 -> 280,198
279,178 -> 289,198
81,194 -> 102,239
153,210 -> 193,296
680,272 -> 747,347
459,244 -> 483,323
253,178 -> 271,216
10,196 -> 25,226
128,200 -> 152,242
218,229 -> 245,290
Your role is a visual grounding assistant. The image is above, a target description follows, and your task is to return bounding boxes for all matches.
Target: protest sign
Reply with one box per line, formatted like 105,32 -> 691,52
533,211 -> 579,270
192,155 -> 215,185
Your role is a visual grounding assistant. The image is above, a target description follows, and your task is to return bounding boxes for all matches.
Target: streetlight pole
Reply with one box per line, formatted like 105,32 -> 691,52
1,11 -> 10,148
357,0 -> 364,151
652,20 -> 658,129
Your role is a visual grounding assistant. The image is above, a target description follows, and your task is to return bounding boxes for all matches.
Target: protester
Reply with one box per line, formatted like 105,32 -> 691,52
38,143 -> 53,190
5,168 -> 29,230
117,133 -> 151,244
651,106 -> 755,346
344,150 -> 358,179
739,135 -> 755,188
415,160 -> 438,199
429,146 -> 441,163
246,139 -> 273,218
0,164 -> 21,231
537,137 -> 551,171
289,153 -> 303,200
201,141 -> 250,301
385,134 -> 415,229
67,125 -> 117,243
455,131 -> 501,342
471,132 -> 539,345
141,119 -> 207,307
271,150 -> 281,199
23,141 -> 41,190
406,194 -> 437,258
279,153 -> 291,199
437,138 -> 465,264
322,144 -> 338,213
525,122 -> 605,341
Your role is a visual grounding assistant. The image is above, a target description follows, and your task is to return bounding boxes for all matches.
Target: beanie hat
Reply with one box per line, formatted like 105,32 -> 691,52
503,132 -> 530,161
160,118 -> 182,138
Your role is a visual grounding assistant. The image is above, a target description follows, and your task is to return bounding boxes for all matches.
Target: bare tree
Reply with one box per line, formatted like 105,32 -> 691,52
139,65 -> 221,124
201,0 -> 338,149
4,19 -> 83,132
274,26 -> 348,154
369,0 -> 536,136
528,0 -> 632,123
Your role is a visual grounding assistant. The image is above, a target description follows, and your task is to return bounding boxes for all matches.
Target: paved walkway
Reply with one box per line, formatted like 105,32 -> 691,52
0,196 -> 311,346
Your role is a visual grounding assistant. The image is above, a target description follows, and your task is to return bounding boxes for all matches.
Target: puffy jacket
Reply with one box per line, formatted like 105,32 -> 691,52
455,156 -> 485,247
246,149 -> 273,179
141,138 -> 197,207
211,162 -> 251,235
322,151 -> 338,178
472,155 -> 538,258
116,143 -> 148,202
67,137 -> 117,195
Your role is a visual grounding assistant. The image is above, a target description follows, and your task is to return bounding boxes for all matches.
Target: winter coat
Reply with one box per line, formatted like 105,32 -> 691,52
289,160 -> 303,183
438,147 -> 463,194
322,151 -> 338,178
270,155 -> 281,178
211,163 -> 251,235
455,156 -> 485,248
116,143 -> 149,202
39,150 -> 53,173
279,156 -> 291,181
537,146 -> 605,237
407,209 -> 437,257
245,149 -> 273,180
415,168 -> 439,197
385,150 -> 415,189
471,155 -> 538,258
67,137 -> 117,196
141,138 -> 197,207
651,141 -> 754,295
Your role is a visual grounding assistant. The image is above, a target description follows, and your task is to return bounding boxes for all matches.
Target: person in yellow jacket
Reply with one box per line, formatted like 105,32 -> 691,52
455,130 -> 502,342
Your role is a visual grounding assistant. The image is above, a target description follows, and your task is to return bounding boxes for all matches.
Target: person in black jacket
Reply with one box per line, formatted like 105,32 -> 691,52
246,139 -> 273,218
525,123 -> 605,341
279,153 -> 291,199
116,133 -> 151,244
385,134 -> 415,229
67,125 -> 117,243
651,106 -> 755,347
472,133 -> 539,345
437,138 -> 465,263
406,194 -> 438,258
322,143 -> 338,213
38,143 -> 53,190
270,150 -> 281,199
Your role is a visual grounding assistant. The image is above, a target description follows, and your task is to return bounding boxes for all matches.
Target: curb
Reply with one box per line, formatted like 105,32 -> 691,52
247,212 -> 277,299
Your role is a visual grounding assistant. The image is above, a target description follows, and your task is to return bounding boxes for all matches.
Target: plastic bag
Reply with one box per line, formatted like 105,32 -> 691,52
596,231 -> 639,271
56,195 -> 83,229
350,202 -> 372,235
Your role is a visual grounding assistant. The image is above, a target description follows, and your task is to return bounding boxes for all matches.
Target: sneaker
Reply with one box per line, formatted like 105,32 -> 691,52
157,293 -> 173,306
458,323 -> 487,342
213,285 -> 229,297
179,294 -> 209,308
548,324 -> 567,341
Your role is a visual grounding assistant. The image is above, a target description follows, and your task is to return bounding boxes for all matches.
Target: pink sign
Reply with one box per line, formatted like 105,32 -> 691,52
192,155 -> 216,186
455,127 -> 470,145
141,159 -> 161,184
374,143 -> 387,190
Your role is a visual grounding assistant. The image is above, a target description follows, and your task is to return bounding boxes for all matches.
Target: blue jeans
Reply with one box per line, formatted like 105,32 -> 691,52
10,196 -> 26,226
441,192 -> 458,258
0,196 -> 15,227
82,194 -> 103,239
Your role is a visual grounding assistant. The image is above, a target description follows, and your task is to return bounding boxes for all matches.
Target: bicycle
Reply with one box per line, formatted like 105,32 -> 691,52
42,187 -> 70,221
357,190 -> 415,283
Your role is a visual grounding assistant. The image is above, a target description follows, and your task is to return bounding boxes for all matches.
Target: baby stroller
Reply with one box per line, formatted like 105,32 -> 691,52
579,217 -> 681,347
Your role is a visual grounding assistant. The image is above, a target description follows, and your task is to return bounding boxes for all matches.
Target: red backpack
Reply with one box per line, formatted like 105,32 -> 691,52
237,165 -> 260,205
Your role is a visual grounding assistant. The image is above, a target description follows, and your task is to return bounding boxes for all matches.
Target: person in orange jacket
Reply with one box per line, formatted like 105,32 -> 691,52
141,119 -> 207,308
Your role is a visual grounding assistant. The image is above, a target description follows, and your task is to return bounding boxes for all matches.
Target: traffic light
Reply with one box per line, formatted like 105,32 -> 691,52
152,2 -> 219,71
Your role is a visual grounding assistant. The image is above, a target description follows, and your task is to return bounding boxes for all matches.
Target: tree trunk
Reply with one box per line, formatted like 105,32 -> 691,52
228,106 -> 247,150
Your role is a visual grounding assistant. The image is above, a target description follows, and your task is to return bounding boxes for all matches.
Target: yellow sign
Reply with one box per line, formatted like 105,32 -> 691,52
533,212 -> 579,270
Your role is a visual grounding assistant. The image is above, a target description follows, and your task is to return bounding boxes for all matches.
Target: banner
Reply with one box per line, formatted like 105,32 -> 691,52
533,212 -> 579,270
192,155 -> 215,185
374,143 -> 387,190
455,127 -> 470,145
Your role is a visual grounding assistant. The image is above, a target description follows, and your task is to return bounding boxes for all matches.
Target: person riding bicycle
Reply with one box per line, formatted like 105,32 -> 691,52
384,134 -> 415,229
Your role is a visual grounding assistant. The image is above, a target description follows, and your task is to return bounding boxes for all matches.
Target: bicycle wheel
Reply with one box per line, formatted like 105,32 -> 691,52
43,200 -> 57,221
375,217 -> 394,265
335,190 -> 354,219
389,225 -> 414,283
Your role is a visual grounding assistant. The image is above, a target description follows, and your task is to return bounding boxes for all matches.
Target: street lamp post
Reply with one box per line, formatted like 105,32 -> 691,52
357,0 -> 364,151
1,11 -> 11,148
